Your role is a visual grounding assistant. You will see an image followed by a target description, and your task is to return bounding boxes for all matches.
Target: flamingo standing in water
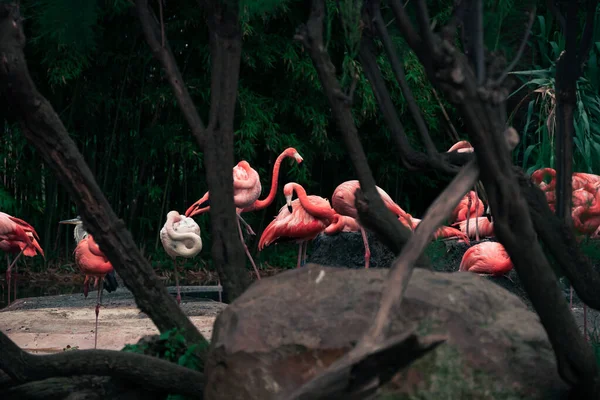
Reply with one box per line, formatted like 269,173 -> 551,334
185,147 -> 304,280
160,210 -> 203,305
459,241 -> 513,276
0,212 -> 45,305
331,180 -> 414,269
259,182 -> 335,268
60,216 -> 114,349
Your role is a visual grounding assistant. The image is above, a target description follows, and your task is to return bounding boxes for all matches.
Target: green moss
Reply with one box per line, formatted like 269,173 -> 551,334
378,344 -> 525,400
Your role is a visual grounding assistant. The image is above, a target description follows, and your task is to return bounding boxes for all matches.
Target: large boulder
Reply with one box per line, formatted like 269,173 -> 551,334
204,265 -> 568,399
309,232 -> 532,306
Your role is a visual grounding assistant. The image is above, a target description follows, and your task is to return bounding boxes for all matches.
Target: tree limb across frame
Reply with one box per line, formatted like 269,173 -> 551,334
389,0 -> 599,395
136,0 -> 251,300
294,0 -> 420,259
0,3 -> 205,347
0,332 -> 203,398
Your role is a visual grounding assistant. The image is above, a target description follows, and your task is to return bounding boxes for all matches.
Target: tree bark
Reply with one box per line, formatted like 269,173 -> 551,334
0,4 -> 206,347
136,0 -> 250,300
0,331 -> 204,398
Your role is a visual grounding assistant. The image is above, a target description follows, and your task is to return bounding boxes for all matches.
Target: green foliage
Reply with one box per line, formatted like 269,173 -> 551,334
509,7 -> 600,175
122,328 -> 206,399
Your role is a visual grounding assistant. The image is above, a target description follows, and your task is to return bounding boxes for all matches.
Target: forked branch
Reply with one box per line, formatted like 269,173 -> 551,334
295,0 -> 417,255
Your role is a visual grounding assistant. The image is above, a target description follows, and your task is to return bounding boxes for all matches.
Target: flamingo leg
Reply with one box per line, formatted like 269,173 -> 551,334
83,275 -> 90,298
297,243 -> 303,269
359,227 -> 371,269
236,218 -> 261,280
5,244 -> 28,305
237,213 -> 256,236
6,255 -> 10,306
217,278 -> 222,303
94,278 -> 104,349
173,258 -> 181,305
302,241 -> 308,266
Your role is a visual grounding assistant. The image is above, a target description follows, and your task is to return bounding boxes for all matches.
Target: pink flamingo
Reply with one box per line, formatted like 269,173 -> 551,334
0,212 -> 44,305
459,241 -> 513,276
258,182 -> 335,268
408,217 -> 470,243
447,140 -> 474,153
185,147 -> 303,280
331,180 -> 414,269
324,214 -> 361,235
453,216 -> 495,239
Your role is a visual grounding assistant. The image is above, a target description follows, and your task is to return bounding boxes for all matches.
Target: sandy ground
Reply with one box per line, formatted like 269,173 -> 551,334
0,286 -> 226,354
1,280 -> 597,356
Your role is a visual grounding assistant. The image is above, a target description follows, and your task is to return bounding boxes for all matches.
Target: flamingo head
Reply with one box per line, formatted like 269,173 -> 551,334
283,147 -> 304,164
283,182 -> 296,213
166,210 -> 182,224
185,192 -> 210,218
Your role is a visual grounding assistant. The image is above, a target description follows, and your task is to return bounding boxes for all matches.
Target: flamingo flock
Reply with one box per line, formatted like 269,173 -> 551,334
2,143 -> 598,348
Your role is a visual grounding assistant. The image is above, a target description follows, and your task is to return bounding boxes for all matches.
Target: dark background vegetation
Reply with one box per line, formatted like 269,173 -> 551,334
1,0 -> 599,276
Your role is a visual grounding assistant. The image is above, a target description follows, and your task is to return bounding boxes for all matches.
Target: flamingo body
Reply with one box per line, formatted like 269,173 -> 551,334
459,242 -> 513,276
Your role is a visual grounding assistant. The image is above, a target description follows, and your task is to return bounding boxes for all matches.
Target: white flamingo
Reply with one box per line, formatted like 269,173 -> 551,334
160,210 -> 203,305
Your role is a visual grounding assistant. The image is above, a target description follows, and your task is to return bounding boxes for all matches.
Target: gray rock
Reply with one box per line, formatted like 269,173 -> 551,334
205,265 -> 567,399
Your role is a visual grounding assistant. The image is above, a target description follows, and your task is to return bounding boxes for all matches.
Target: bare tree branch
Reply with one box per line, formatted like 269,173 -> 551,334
2,376 -> 162,400
368,159 -> 480,340
473,0 -> 485,85
546,0 -> 566,32
493,6 -> 536,86
295,0 -> 417,255
368,0 -> 441,161
394,0 -> 600,393
136,0 -> 206,145
0,332 -> 204,398
136,0 -> 251,299
0,2 -> 205,346
282,329 -> 445,400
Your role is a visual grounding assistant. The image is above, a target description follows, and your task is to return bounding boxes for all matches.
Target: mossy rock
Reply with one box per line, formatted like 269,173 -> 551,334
205,265 -> 567,399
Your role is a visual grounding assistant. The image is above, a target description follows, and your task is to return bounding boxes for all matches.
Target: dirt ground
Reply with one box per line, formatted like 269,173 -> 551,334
0,286 -> 226,354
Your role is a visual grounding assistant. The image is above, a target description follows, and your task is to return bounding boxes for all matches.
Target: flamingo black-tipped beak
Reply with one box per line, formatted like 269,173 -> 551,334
287,205 -> 293,213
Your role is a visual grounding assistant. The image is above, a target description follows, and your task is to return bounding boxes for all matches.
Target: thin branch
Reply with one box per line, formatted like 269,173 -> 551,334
474,0 -> 485,85
369,0 -> 439,159
0,332 -> 204,398
135,0 -> 207,146
282,330 -> 445,399
296,0 -> 417,254
358,36 -> 458,173
413,0 -> 436,74
578,0 -> 599,65
388,0 -> 422,54
368,159 -> 479,341
493,6 -> 536,86
546,0 -> 566,32
158,0 -> 165,47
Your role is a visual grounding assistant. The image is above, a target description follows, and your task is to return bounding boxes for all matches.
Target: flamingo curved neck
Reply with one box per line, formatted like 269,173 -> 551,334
243,151 -> 293,212
165,218 -> 203,257
290,183 -> 335,221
